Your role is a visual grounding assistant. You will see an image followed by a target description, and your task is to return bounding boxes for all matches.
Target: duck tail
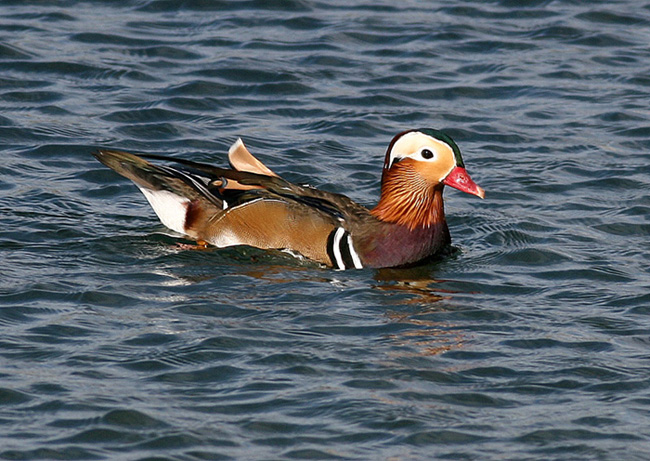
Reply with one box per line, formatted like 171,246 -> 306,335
94,149 -> 226,235
93,150 -> 179,192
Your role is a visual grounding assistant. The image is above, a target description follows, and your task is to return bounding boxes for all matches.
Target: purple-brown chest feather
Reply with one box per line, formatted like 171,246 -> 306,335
356,219 -> 450,268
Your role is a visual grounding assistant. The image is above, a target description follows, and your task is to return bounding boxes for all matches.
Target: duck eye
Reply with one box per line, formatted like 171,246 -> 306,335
421,149 -> 434,159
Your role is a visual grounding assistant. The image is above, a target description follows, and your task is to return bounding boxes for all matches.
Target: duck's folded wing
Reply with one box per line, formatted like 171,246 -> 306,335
94,149 -> 368,266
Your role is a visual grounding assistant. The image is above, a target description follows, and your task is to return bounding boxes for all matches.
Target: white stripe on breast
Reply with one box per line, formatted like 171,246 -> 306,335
332,227 -> 346,270
346,234 -> 363,269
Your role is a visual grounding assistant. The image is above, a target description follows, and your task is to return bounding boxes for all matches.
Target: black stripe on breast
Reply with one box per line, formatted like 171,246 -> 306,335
338,231 -> 356,269
326,228 -> 343,269
326,227 -> 357,270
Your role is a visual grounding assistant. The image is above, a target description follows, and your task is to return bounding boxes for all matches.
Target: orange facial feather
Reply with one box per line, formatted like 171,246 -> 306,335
371,160 -> 445,230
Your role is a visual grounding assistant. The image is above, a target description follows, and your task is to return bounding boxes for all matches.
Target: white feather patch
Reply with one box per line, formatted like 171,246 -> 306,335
346,234 -> 363,269
210,229 -> 245,248
139,188 -> 189,234
332,227 -> 346,270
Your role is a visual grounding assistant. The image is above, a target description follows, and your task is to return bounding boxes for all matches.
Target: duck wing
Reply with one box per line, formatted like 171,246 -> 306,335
94,148 -> 371,266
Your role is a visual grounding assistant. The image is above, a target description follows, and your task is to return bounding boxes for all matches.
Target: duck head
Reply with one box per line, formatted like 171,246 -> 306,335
372,129 -> 484,230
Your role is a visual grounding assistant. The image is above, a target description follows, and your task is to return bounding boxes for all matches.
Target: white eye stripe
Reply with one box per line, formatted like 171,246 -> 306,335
387,132 -> 453,167
389,144 -> 441,165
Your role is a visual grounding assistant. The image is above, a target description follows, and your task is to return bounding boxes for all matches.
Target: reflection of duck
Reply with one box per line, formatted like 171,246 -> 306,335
380,286 -> 465,356
375,263 -> 459,305
385,310 -> 465,356
373,267 -> 469,356
94,129 -> 483,269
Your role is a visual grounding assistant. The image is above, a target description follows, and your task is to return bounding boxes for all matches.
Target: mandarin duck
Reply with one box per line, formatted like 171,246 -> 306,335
94,129 -> 484,269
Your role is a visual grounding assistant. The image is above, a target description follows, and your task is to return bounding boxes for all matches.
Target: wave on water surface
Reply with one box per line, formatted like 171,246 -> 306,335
1,1 -> 650,459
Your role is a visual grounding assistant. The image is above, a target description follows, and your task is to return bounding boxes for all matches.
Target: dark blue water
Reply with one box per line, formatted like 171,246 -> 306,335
2,1 -> 650,459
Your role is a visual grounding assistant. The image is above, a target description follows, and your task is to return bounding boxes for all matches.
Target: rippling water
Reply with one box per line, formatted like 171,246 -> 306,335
2,1 -> 650,459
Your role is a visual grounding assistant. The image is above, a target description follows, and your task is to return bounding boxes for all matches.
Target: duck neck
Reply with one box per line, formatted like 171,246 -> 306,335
371,178 -> 447,231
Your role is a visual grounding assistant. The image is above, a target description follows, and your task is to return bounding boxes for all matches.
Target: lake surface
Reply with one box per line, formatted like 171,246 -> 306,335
2,1 -> 650,459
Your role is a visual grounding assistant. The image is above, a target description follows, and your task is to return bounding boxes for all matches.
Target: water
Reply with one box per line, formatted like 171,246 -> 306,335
1,0 -> 650,459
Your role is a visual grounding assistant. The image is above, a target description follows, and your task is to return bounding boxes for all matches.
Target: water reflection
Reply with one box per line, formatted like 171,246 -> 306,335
136,243 -> 467,356
374,266 -> 466,356
384,310 -> 464,357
